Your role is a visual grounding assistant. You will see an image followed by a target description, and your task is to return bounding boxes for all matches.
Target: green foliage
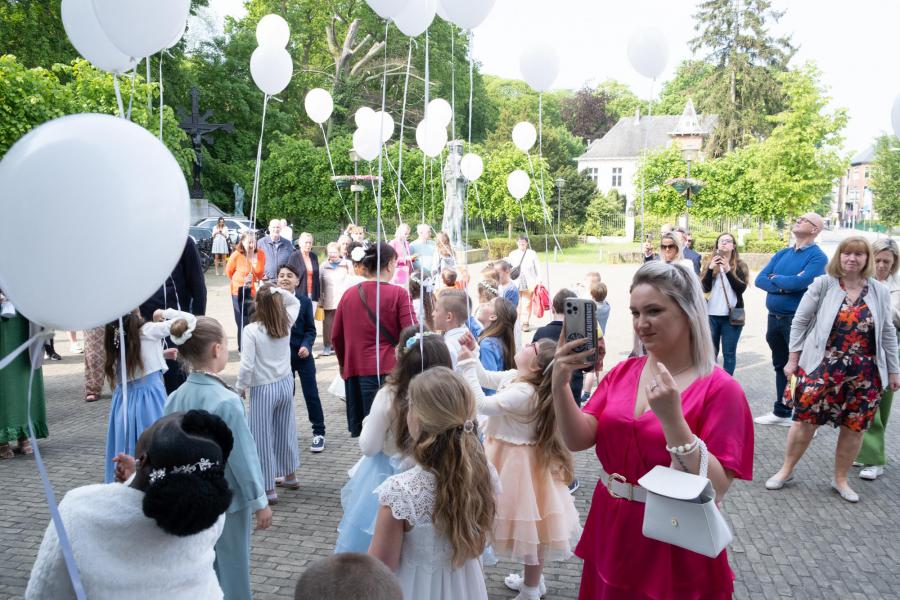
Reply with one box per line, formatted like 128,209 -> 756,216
654,60 -> 715,115
0,56 -> 192,175
584,190 -> 625,235
871,135 -> 900,227
0,0 -> 75,68
472,142 -> 551,233
595,80 -> 646,121
559,86 -> 618,141
744,239 -> 785,253
478,234 -> 580,260
555,165 -> 597,232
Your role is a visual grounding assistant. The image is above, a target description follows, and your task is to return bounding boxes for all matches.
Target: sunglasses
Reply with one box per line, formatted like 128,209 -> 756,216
660,244 -> 677,250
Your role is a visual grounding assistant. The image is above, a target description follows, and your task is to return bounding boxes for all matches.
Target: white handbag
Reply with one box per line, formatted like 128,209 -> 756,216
637,464 -> 733,558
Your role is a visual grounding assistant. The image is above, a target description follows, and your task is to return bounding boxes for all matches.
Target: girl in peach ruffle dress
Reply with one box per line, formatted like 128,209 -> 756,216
458,338 -> 581,600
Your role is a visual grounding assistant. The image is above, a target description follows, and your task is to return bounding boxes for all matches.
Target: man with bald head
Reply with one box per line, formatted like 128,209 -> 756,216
754,212 -> 828,426
258,218 -> 293,280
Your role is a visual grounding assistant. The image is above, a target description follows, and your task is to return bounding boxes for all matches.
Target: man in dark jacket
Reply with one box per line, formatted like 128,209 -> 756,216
278,263 -> 326,453
674,226 -> 702,275
140,236 -> 207,394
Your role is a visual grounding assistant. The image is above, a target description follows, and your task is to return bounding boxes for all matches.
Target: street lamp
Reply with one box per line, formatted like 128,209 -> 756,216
349,149 -> 360,223
555,177 -> 565,231
679,143 -> 701,231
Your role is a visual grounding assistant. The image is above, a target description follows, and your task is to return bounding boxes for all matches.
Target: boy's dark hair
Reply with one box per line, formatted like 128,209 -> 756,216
278,263 -> 300,279
437,290 -> 468,326
552,288 -> 577,315
294,553 -> 402,600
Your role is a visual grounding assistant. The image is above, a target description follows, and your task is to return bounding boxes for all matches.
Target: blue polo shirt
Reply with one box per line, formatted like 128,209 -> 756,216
754,243 -> 828,315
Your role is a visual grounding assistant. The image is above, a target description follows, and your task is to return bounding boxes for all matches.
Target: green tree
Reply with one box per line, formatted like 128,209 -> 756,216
690,0 -> 795,154
554,165 -> 597,232
654,60 -> 715,115
559,86 -> 617,141
870,135 -> 900,227
0,0 -> 75,68
595,79 -> 645,121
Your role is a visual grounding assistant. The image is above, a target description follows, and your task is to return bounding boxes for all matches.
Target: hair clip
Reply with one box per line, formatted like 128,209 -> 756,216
462,419 -> 475,434
478,280 -> 498,295
146,458 -> 220,485
350,246 -> 366,262
405,331 -> 437,349
112,327 -> 121,349
149,468 -> 166,484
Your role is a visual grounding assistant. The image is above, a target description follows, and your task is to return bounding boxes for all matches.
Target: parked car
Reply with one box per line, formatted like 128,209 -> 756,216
194,217 -> 259,245
188,227 -> 214,273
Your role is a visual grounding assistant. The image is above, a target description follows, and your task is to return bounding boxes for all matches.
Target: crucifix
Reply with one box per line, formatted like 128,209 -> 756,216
178,87 -> 234,199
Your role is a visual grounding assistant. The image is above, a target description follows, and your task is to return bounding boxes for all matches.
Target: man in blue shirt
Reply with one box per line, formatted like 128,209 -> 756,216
258,219 -> 294,281
754,213 -> 828,426
409,224 -> 436,276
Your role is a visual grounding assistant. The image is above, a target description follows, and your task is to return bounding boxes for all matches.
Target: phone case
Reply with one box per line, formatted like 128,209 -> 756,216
564,298 -> 598,372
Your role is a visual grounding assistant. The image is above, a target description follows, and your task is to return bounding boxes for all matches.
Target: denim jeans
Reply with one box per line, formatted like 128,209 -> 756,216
344,375 -> 384,437
765,312 -> 795,418
291,348 -> 325,436
708,315 -> 743,375
231,287 -> 253,352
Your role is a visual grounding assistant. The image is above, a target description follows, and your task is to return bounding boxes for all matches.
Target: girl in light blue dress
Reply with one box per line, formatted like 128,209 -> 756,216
334,327 -> 452,553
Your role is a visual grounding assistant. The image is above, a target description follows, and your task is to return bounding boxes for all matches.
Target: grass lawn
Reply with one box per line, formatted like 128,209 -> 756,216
535,242 -> 641,264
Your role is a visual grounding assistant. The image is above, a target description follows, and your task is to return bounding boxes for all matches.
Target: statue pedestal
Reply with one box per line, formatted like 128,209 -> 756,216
625,215 -> 636,241
454,247 -> 489,265
190,198 -> 227,223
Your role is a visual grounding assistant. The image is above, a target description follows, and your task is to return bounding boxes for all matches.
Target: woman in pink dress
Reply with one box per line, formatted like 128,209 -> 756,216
551,261 -> 754,599
389,223 -> 412,287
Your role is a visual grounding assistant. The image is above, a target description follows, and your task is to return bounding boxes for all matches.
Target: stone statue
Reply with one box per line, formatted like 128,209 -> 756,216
233,183 -> 245,217
442,140 -> 466,248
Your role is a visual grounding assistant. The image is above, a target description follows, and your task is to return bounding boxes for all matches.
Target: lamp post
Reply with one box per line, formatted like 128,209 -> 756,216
554,177 -> 565,262
679,144 -> 700,231
349,149 -> 360,223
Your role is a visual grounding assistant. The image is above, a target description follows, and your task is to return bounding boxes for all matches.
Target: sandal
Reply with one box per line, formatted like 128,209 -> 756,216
85,393 -> 100,403
17,439 -> 33,455
281,477 -> 300,490
0,444 -> 13,459
266,491 -> 279,505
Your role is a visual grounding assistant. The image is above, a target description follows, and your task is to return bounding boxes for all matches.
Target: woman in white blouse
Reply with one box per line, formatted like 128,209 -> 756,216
506,236 -> 541,331
700,233 -> 749,375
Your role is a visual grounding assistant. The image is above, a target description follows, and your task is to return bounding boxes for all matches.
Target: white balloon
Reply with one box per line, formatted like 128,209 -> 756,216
512,121 -> 537,152
61,0 -> 136,74
519,42 -> 559,93
256,14 -> 290,48
166,23 -> 187,49
250,46 -> 293,96
627,27 -> 669,80
366,0 -> 413,20
506,170 -> 530,200
372,111 -> 395,143
426,98 -> 453,128
892,95 -> 900,140
304,88 -> 334,124
415,119 -> 448,158
441,0 -> 497,30
394,0 -> 436,37
92,0 -> 190,59
355,107 -> 377,130
0,114 -> 189,330
460,153 -> 484,182
353,126 -> 383,162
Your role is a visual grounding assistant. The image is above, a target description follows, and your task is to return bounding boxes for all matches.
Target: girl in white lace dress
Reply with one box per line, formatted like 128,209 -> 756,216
369,367 -> 497,600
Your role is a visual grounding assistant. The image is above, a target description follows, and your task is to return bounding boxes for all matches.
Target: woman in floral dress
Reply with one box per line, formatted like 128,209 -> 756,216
767,236 -> 900,503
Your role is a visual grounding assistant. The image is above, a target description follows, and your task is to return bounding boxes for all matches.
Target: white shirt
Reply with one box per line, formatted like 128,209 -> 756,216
444,325 -> 478,368
26,482 -> 225,600
135,309 -> 195,380
236,287 -> 300,391
707,272 -> 737,317
458,359 -> 539,445
359,385 -> 401,458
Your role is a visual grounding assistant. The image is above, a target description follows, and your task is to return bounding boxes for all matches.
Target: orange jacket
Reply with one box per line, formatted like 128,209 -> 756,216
225,250 -> 266,297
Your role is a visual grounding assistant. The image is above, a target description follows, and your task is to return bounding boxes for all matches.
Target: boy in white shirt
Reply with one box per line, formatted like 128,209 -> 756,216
432,290 -> 477,368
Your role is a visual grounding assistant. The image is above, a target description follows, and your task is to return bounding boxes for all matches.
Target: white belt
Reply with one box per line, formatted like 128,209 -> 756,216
599,466 -> 647,502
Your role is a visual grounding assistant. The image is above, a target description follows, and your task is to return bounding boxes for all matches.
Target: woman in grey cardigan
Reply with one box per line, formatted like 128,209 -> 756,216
766,236 -> 900,502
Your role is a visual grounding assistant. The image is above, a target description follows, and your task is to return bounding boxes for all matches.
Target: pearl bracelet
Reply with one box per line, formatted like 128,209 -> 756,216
666,435 -> 700,456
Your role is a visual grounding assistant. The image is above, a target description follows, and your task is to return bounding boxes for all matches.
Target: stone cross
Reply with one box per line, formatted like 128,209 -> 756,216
178,87 -> 234,199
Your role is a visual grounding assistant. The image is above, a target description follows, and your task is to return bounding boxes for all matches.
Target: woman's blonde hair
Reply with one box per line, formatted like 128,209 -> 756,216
519,339 -> 575,483
630,261 -> 716,377
251,285 -> 291,338
659,231 -> 684,262
408,367 -> 496,568
827,235 -> 874,279
872,238 -> 900,278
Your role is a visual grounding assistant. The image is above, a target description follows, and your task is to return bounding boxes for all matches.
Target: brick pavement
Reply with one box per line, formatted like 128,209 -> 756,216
1,262 -> 898,599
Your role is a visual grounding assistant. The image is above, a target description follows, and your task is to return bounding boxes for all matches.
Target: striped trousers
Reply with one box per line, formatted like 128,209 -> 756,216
248,375 -> 299,490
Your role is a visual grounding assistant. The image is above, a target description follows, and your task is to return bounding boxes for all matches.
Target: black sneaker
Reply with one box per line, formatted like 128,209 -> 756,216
45,350 -> 62,361
568,478 -> 580,494
310,435 -> 325,453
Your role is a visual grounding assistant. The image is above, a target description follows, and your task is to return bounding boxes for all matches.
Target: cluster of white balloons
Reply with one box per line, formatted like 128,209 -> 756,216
250,14 -> 293,96
627,27 -> 669,80
352,107 -> 395,161
415,98 -> 452,158
366,0 -> 496,31
61,0 -> 190,74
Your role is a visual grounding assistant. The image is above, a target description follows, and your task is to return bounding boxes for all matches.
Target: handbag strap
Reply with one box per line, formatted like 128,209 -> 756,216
515,250 -> 526,270
357,283 -> 398,346
719,271 -> 733,311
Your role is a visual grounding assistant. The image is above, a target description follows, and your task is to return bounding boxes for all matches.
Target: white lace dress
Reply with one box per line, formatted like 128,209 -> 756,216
375,465 -> 489,600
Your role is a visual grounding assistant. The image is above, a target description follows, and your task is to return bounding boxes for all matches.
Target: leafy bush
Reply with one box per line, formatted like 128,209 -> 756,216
477,234 -> 581,259
744,239 -> 786,253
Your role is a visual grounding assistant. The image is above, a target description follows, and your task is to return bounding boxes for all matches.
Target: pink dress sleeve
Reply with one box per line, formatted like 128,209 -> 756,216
694,370 -> 754,481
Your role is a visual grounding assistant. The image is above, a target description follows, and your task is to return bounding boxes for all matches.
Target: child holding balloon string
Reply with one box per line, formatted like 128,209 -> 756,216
102,307 -> 195,483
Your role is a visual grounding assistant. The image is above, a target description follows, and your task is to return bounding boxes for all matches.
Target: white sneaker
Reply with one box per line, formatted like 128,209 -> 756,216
70,341 -> 84,355
504,574 -> 546,597
754,412 -> 793,426
859,465 -> 884,480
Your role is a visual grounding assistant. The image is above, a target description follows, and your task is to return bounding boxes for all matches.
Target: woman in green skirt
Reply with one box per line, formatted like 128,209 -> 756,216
0,295 -> 48,459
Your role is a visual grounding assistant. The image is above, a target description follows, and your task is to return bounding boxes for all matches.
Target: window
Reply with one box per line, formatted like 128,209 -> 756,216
583,167 -> 599,185
611,167 -> 622,188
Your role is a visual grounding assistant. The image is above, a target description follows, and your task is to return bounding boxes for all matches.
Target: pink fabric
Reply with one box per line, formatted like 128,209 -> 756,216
389,238 -> 411,285
577,356 -> 753,600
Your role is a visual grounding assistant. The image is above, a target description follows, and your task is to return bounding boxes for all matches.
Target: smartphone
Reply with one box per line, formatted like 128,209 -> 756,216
714,249 -> 722,257
563,298 -> 599,372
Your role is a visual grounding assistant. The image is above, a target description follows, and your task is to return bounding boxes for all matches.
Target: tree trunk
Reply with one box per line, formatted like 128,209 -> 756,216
508,220 -> 513,239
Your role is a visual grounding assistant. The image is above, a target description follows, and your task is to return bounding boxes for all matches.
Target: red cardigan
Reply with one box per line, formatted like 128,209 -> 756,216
332,281 -> 417,378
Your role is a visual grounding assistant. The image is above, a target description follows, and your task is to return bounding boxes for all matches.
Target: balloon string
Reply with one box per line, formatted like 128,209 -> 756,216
467,34 -> 474,149
158,52 -> 164,141
15,330 -> 86,600
318,123 -> 353,224
450,23 -> 456,141
117,317 -> 128,462
250,94 -> 271,226
0,331 -> 47,371
421,152 -> 427,223
424,30 -> 430,115
113,76 -> 125,119
473,182 -> 491,255
639,78 -> 657,243
397,40 -> 412,222
146,57 -> 152,113
126,68 -> 137,121
374,20 -> 390,378
526,152 -> 562,283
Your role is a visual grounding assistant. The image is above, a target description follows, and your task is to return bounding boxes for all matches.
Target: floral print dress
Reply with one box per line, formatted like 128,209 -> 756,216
788,282 -> 883,431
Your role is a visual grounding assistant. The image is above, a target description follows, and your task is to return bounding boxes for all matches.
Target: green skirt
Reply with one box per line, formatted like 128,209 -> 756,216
0,313 -> 47,444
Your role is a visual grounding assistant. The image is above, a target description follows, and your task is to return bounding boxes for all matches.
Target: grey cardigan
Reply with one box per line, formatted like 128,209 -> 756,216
790,274 -> 900,384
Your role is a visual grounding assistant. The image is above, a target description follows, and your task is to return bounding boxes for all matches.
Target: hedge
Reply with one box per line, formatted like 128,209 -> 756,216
743,239 -> 786,253
477,234 -> 581,259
